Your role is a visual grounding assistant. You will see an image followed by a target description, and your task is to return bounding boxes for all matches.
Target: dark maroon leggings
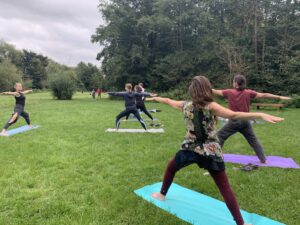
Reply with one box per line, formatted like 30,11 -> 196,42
160,158 -> 244,225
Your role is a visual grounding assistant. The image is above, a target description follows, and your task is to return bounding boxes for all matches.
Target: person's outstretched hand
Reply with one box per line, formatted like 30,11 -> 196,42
150,93 -> 158,97
146,97 -> 156,101
261,113 -> 284,123
280,96 -> 291,100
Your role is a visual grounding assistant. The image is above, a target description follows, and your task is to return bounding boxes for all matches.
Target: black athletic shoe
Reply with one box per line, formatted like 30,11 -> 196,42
150,123 -> 162,127
240,163 -> 259,171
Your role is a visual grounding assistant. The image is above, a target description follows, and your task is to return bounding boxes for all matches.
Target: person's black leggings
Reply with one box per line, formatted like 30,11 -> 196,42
217,119 -> 266,163
138,104 -> 153,120
3,105 -> 31,130
116,108 -> 147,130
125,103 -> 153,121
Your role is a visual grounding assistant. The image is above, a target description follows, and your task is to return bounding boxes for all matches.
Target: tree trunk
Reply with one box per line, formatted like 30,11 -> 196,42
254,0 -> 258,71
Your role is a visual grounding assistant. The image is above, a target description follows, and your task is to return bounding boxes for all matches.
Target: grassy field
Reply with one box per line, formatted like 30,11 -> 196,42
0,92 -> 299,225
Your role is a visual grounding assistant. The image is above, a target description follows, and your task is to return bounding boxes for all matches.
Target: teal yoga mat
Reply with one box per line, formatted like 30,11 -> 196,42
134,182 -> 285,225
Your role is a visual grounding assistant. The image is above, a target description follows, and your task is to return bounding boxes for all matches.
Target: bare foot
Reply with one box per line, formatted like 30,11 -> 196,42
151,192 -> 165,201
260,160 -> 267,164
0,131 -> 8,136
29,125 -> 33,129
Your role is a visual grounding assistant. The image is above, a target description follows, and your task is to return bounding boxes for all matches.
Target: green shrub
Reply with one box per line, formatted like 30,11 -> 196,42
285,96 -> 300,108
49,71 -> 77,100
160,80 -> 190,100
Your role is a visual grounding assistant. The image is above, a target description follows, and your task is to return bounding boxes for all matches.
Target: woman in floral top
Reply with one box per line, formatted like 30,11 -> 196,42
147,76 -> 283,225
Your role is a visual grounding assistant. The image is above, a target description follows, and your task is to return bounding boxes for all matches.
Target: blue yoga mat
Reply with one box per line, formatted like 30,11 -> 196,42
3,125 -> 40,136
134,182 -> 285,225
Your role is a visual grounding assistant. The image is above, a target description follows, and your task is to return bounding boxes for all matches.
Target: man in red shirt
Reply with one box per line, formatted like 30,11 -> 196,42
96,87 -> 101,99
213,74 -> 290,163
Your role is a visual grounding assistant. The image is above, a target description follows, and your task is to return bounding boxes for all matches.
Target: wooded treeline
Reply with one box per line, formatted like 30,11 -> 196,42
0,41 -> 103,92
92,0 -> 300,94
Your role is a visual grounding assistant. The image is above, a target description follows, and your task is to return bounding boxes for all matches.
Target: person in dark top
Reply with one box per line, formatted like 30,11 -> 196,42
0,83 -> 33,136
91,89 -> 96,99
147,76 -> 284,225
125,85 -> 154,121
213,74 -> 291,163
108,83 -> 156,130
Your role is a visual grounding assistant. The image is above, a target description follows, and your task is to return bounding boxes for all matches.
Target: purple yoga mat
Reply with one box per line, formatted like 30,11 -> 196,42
223,154 -> 300,169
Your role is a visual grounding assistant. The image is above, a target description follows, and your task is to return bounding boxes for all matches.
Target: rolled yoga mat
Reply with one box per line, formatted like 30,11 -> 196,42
223,154 -> 300,169
0,125 -> 40,137
134,182 -> 285,225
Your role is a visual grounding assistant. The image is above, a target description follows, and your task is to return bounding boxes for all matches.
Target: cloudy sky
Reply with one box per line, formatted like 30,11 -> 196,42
0,0 -> 103,67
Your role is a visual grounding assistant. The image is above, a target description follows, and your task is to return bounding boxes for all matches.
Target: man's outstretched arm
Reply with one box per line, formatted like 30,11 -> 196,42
255,92 -> 291,100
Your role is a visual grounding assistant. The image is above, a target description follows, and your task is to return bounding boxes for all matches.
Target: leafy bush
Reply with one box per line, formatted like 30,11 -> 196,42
285,96 -> 300,108
160,80 -> 190,100
49,71 -> 77,100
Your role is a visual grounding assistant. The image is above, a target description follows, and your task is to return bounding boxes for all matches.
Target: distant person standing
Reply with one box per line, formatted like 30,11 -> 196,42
96,87 -> 102,99
91,89 -> 96,99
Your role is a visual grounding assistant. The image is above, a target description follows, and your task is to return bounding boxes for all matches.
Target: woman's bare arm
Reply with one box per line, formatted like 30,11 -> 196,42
21,90 -> 33,94
209,102 -> 284,123
0,92 -> 18,96
146,97 -> 184,111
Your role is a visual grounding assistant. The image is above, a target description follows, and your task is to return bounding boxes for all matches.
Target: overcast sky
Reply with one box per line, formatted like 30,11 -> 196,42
0,0 -> 103,67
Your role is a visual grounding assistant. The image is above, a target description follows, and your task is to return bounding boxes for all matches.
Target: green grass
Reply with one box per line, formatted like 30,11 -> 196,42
0,92 -> 299,225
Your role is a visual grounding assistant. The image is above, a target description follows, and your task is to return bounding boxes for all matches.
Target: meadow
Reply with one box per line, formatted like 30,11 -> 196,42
0,92 -> 299,225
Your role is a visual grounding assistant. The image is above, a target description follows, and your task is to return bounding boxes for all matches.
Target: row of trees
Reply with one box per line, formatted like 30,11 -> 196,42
92,0 -> 300,94
0,41 -> 104,99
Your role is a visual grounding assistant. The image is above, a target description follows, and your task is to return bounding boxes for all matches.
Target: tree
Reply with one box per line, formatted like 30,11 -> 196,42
22,50 -> 48,89
0,59 -> 22,91
0,41 -> 23,69
76,62 -> 103,90
93,0 -> 300,94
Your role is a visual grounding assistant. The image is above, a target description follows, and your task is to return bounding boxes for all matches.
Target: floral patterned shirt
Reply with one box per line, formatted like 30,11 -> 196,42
181,101 -> 223,161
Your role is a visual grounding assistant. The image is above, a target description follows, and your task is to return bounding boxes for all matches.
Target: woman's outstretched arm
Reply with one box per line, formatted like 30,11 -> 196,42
209,102 -> 284,123
21,90 -> 33,94
135,92 -> 157,97
0,92 -> 18,96
146,97 -> 184,111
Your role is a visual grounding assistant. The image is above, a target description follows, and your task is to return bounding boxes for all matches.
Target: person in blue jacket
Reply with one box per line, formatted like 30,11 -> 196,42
108,83 -> 156,130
